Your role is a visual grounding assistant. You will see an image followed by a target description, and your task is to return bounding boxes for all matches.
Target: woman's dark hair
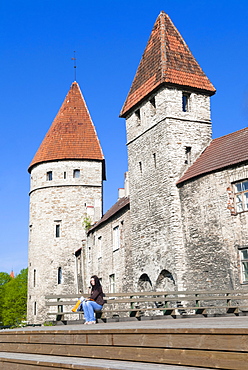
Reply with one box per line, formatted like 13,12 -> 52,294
90,275 -> 101,290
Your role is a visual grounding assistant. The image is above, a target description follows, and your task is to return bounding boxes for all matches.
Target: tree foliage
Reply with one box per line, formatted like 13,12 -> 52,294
0,268 -> 28,326
0,272 -> 12,286
0,272 -> 12,322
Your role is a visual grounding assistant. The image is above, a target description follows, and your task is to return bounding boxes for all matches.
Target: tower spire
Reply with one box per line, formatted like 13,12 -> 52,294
28,82 -> 105,177
71,51 -> 77,81
120,11 -> 216,117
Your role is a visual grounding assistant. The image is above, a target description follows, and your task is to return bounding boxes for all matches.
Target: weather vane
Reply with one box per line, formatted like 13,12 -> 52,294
71,51 -> 77,81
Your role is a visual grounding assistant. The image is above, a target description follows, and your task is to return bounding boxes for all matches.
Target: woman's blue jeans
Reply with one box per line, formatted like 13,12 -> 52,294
81,300 -> 103,322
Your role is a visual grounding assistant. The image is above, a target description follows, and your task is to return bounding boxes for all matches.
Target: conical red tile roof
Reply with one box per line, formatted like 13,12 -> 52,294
28,82 -> 104,173
120,11 -> 216,117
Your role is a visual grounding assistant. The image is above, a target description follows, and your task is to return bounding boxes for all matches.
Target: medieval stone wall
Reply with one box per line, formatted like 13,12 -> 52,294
28,160 -> 103,324
85,203 -> 130,294
125,86 -> 212,291
179,164 -> 248,291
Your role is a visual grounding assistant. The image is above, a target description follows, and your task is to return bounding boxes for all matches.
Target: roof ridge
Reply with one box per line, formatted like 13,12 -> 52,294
177,126 -> 248,184
212,126 -> 248,142
160,11 -> 167,80
88,196 -> 130,232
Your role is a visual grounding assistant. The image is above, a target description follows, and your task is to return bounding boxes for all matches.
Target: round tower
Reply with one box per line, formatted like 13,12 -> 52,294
27,82 -> 105,324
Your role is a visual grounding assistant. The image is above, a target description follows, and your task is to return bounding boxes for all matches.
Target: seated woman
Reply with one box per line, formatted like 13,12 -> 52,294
81,275 -> 104,324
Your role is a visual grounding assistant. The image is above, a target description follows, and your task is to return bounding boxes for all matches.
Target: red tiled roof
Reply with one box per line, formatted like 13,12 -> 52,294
88,196 -> 130,233
120,11 -> 216,117
28,82 -> 104,172
177,127 -> 248,185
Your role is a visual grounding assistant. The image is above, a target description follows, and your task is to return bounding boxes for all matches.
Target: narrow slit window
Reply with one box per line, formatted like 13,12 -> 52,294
150,97 -> 156,115
135,109 -> 141,124
182,93 -> 190,112
139,161 -> 142,174
185,146 -> 192,164
113,226 -> 120,251
56,224 -> 60,238
33,269 -> 36,287
109,274 -> 115,293
153,153 -> 157,168
98,236 -> 102,258
64,172 -> 66,179
150,97 -> 156,108
58,267 -> 62,284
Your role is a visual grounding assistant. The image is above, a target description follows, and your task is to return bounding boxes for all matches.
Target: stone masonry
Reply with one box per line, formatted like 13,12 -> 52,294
28,12 -> 248,324
28,160 -> 103,324
28,82 -> 105,324
124,85 -> 212,292
179,164 -> 248,291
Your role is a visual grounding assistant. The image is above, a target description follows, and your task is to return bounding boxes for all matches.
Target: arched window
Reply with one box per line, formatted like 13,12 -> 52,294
138,273 -> 152,291
156,269 -> 175,291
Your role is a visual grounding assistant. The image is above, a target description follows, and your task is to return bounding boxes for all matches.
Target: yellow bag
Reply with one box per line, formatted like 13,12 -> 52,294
72,300 -> 81,312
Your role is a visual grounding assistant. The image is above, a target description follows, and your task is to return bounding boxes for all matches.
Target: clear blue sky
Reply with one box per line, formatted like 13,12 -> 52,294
0,0 -> 248,275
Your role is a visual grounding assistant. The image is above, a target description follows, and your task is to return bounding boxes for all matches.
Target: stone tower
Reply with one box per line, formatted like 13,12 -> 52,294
27,82 -> 105,324
120,12 -> 216,291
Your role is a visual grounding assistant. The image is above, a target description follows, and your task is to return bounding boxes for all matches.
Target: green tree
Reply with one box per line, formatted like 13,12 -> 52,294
0,272 -> 12,286
0,272 -> 12,324
2,268 -> 28,326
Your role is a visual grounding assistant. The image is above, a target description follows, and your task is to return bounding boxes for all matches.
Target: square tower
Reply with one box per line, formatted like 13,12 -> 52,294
120,12 -> 215,291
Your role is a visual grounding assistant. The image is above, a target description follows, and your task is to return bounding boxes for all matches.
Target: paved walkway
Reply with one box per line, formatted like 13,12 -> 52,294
8,315 -> 248,332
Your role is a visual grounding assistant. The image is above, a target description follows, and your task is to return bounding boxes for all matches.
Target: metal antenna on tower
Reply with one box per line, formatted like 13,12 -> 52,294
71,51 -> 77,81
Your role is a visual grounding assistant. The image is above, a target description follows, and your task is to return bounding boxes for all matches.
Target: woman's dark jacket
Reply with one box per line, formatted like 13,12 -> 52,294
89,286 -> 104,306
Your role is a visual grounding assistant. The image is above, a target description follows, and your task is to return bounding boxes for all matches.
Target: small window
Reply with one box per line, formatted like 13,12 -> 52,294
150,97 -> 156,109
56,224 -> 60,238
64,172 -> 66,179
58,267 -> 62,284
33,269 -> 36,287
73,169 -> 80,178
109,274 -> 115,293
185,146 -> 192,164
135,109 -> 141,125
139,161 -> 142,174
153,153 -> 157,168
113,226 -> 120,251
34,301 -> 37,315
98,236 -> 102,259
234,180 -> 248,213
47,171 -> 53,181
182,93 -> 190,112
240,249 -> 248,283
88,246 -> 91,262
